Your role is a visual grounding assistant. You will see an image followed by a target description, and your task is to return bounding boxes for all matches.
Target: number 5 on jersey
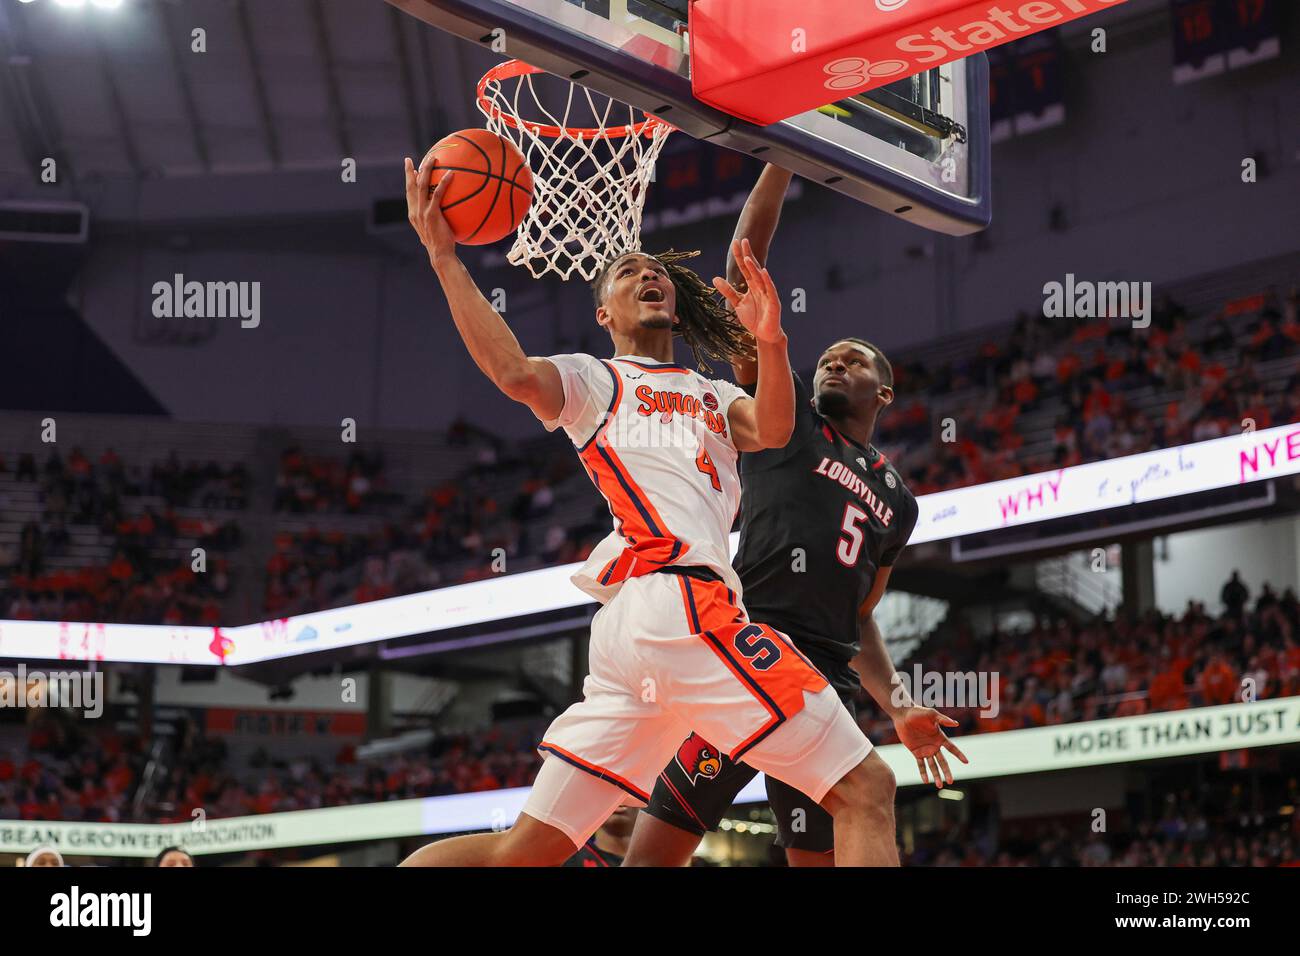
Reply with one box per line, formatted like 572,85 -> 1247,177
837,503 -> 869,566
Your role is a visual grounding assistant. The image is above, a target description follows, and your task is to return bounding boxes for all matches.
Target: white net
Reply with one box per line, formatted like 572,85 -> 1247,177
477,60 -> 673,282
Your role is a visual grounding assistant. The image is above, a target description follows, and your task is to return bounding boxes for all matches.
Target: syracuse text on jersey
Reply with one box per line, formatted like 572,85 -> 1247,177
593,386 -> 729,450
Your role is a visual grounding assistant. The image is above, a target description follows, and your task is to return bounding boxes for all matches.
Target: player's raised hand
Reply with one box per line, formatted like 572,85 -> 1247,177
405,151 -> 457,266
894,706 -> 969,789
713,238 -> 784,345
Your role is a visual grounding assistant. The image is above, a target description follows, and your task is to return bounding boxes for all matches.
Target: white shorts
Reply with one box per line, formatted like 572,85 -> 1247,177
523,571 -> 871,846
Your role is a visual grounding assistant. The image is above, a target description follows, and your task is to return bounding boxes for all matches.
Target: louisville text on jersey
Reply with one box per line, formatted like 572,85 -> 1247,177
813,457 -> 895,526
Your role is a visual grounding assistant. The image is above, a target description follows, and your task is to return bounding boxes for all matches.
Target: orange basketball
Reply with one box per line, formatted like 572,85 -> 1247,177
426,128 -> 533,246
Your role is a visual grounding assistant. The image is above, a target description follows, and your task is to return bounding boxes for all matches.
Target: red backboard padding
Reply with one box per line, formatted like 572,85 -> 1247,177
689,0 -> 1127,126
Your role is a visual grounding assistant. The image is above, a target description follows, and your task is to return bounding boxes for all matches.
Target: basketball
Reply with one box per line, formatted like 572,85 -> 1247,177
426,128 -> 533,246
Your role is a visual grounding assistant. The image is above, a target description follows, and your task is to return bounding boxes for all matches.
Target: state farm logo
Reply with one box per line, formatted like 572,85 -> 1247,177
823,0 -> 1124,94
824,56 -> 908,91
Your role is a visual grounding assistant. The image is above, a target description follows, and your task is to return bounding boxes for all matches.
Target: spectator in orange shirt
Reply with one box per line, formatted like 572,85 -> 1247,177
1176,346 -> 1202,378
104,758 -> 134,796
1199,653 -> 1238,706
108,552 -> 134,582
1082,380 -> 1112,421
1056,353 -> 1081,385
1012,377 -> 1038,407
1114,678 -> 1149,718
1148,650 -> 1189,712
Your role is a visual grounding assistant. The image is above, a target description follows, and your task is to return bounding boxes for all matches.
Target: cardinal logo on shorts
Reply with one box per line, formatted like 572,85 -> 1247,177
674,734 -> 723,784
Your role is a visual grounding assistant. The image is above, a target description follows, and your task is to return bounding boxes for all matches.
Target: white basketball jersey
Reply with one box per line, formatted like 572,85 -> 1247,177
542,353 -> 750,604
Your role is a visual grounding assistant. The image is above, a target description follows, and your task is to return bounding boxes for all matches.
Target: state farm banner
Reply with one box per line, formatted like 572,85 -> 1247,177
690,0 -> 1128,125
1,423 -> 1297,666
911,420 -> 1300,544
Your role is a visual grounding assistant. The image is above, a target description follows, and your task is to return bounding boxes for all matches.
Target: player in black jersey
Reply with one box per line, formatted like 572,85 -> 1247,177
563,807 -> 635,867
626,166 -> 968,867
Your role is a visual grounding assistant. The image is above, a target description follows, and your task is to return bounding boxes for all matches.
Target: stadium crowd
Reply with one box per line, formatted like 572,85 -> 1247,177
263,443 -> 606,616
0,713 -> 546,825
147,720 -> 546,821
0,719 -> 142,825
859,574 -> 1300,747
880,288 -> 1300,494
273,446 -> 391,515
909,806 -> 1294,868
0,447 -> 242,625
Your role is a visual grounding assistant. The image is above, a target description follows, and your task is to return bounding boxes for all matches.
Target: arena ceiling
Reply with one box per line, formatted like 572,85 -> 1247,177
0,0 -> 484,184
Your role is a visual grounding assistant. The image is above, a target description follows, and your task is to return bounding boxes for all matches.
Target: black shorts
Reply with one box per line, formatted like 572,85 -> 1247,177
643,683 -> 858,853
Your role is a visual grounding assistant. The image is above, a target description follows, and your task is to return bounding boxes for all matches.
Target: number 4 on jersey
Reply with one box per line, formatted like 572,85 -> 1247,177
696,447 -> 721,491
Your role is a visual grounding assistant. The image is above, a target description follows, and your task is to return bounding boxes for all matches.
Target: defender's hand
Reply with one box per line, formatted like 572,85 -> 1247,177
713,238 -> 784,345
893,706 -> 969,789
405,152 -> 457,267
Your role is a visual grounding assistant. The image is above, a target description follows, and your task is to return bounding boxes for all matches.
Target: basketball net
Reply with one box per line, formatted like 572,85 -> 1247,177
477,60 -> 673,282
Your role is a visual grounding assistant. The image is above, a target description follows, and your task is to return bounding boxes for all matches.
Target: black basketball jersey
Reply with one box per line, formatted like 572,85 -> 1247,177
562,839 -> 623,867
734,372 -> 918,693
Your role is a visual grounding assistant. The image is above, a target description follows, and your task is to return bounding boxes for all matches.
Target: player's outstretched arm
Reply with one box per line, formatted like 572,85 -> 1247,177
851,568 -> 969,788
726,165 -> 795,387
405,154 -> 564,422
716,239 -> 794,452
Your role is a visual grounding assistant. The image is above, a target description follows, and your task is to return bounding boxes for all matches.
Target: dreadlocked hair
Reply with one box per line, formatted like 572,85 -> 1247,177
590,249 -> 754,374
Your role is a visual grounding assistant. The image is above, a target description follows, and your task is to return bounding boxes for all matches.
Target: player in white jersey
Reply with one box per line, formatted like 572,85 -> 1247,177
399,153 -> 891,867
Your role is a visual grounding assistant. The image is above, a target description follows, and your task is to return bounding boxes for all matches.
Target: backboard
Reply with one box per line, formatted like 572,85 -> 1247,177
387,0 -> 990,235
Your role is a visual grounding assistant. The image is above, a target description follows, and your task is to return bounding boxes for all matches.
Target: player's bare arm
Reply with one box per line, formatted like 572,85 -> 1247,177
405,153 -> 565,422
849,567 -> 969,788
725,165 -> 796,387
715,239 -> 795,452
